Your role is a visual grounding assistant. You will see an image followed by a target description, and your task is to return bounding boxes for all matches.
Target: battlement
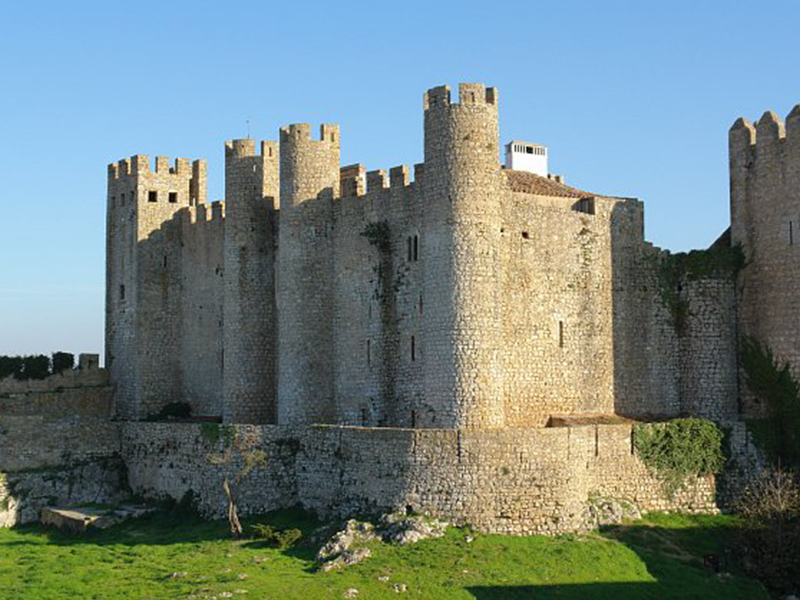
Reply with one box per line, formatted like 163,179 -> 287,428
108,155 -> 204,179
224,139 -> 278,159
729,105 -> 800,155
423,83 -> 498,111
279,123 -> 339,145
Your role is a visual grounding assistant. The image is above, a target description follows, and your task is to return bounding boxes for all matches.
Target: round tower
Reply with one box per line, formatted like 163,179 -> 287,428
276,123 -> 340,425
222,138 -> 279,424
421,83 -> 505,429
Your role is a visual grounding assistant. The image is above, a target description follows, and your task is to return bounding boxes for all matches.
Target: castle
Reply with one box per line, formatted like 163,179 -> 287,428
1,83 -> 793,534
105,82 -> 747,427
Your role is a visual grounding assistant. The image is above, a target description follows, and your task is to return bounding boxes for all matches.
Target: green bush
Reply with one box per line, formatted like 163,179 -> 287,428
20,355 -> 51,380
0,356 -> 22,379
250,523 -> 302,549
633,418 -> 726,497
51,352 -> 74,374
740,336 -> 800,468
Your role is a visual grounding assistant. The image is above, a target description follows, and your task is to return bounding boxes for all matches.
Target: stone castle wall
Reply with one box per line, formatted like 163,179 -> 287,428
0,365 -> 124,527
122,421 -> 753,535
730,107 -> 800,416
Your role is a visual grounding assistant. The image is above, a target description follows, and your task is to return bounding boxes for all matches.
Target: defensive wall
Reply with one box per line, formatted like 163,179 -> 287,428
0,357 -> 124,527
121,420 -> 760,535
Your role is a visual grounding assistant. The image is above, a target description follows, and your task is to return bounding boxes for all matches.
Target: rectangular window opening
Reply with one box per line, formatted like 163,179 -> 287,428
407,237 -> 413,262
413,235 -> 419,261
169,192 -> 178,204
790,221 -> 794,246
522,231 -> 530,239
119,285 -> 125,301
148,191 -> 158,203
558,321 -> 565,348
367,339 -> 371,366
411,335 -> 416,361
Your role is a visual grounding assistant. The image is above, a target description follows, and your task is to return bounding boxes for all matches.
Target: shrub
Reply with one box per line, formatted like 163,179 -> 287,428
146,402 -> 192,421
51,352 -> 74,374
20,355 -> 51,380
0,356 -> 22,379
633,418 -> 726,497
250,523 -> 302,549
738,467 -> 800,594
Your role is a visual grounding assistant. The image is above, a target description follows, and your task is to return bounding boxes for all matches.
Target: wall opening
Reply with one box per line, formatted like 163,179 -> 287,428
522,231 -> 530,240
558,320 -> 565,348
163,256 -> 167,268
411,335 -> 416,361
413,235 -> 419,261
168,192 -> 178,204
367,339 -> 371,366
120,193 -> 125,205
119,285 -> 125,301
148,191 -> 158,203
419,294 -> 423,315
790,221 -> 794,246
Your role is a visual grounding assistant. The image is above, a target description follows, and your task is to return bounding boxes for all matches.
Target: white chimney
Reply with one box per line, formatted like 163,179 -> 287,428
505,141 -> 548,176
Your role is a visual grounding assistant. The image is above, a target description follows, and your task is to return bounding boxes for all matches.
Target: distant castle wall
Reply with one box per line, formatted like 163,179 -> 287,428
0,358 -> 123,527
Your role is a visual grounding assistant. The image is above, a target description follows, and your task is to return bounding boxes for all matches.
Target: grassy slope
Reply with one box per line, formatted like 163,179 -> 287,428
0,510 -> 768,600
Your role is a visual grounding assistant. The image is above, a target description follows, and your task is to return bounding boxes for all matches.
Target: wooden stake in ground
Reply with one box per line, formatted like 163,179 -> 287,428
223,477 -> 243,539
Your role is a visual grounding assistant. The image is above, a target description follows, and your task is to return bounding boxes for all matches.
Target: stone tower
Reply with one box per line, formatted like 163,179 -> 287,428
106,155 -> 206,419
422,84 -> 505,428
222,139 -> 279,423
730,105 -> 800,413
276,124 -> 340,424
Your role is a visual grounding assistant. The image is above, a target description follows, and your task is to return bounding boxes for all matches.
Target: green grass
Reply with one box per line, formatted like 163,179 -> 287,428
0,509 -> 769,599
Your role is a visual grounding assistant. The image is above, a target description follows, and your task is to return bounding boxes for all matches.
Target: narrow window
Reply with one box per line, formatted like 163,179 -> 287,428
367,339 -> 371,365
411,335 -> 416,361
119,285 -> 125,301
163,255 -> 167,268
148,191 -> 157,203
419,294 -> 423,315
407,237 -> 412,262
111,195 -> 116,208
413,235 -> 419,261
411,410 -> 417,428
168,192 -> 178,204
361,408 -> 368,426
522,231 -> 530,239
790,221 -> 794,246
120,193 -> 125,205
558,321 -> 565,348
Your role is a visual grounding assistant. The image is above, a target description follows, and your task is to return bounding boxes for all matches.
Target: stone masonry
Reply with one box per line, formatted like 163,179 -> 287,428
5,83 -> 789,533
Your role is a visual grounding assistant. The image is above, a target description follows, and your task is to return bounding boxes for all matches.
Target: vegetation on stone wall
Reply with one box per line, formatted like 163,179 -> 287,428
361,220 -> 391,254
145,402 -> 193,422
654,244 -> 745,333
633,418 -> 726,497
740,336 -> 800,468
0,352 -> 76,380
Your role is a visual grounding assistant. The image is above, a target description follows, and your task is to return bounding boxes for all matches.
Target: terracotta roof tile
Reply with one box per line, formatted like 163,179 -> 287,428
503,169 -> 594,199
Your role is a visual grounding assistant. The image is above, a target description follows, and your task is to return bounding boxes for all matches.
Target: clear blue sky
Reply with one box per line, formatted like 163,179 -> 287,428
1,0 -> 799,357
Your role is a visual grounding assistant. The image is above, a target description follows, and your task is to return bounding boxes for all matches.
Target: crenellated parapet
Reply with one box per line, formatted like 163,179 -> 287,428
279,123 -> 340,208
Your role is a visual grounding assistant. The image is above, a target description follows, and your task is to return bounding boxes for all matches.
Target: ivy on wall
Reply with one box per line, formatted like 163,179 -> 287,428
654,244 -> 745,333
633,418 -> 726,497
741,336 -> 800,468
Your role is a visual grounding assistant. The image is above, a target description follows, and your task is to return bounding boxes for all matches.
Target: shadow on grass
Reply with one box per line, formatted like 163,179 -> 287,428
469,517 -> 763,600
5,505 -> 323,552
